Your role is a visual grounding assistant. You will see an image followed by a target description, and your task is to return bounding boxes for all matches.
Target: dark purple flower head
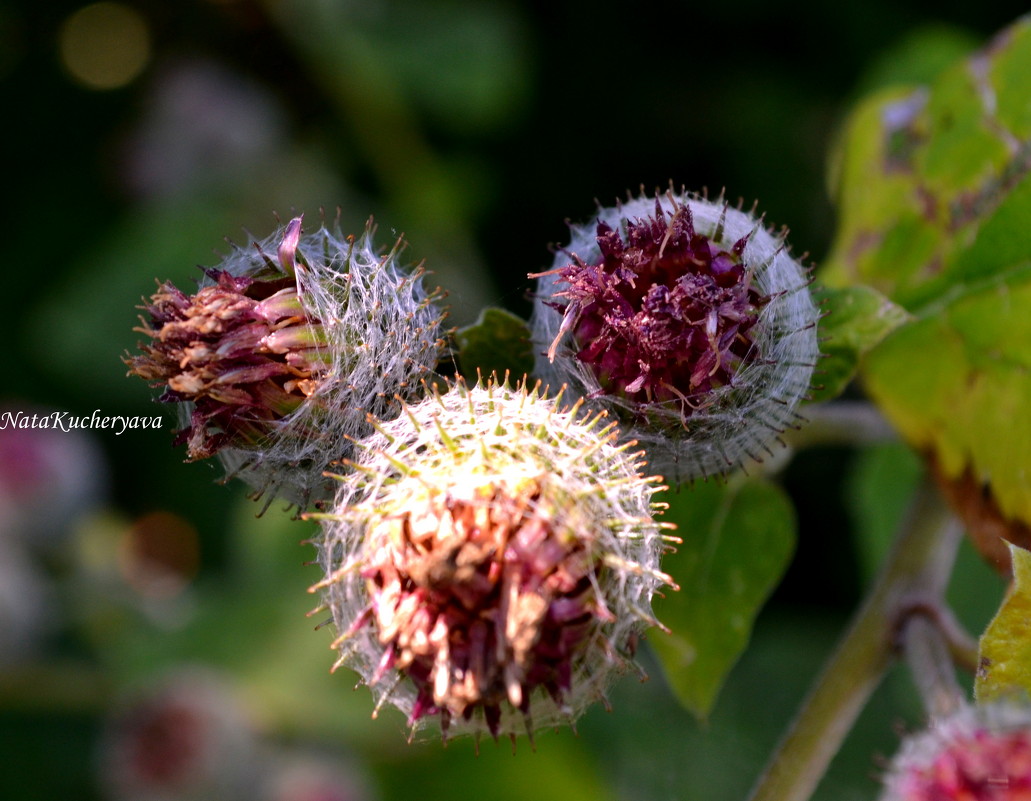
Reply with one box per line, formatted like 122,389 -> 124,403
543,197 -> 767,408
125,215 -> 448,507
531,190 -> 820,481
125,224 -> 325,462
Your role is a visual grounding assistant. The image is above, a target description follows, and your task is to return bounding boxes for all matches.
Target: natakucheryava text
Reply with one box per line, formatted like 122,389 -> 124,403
0,410 -> 163,436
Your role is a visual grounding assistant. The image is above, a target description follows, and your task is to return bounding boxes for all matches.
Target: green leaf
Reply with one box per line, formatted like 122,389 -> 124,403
454,307 -> 535,382
809,285 -> 911,403
864,272 -> 1031,526
821,17 -> 1031,530
976,543 -> 1031,702
650,479 -> 796,719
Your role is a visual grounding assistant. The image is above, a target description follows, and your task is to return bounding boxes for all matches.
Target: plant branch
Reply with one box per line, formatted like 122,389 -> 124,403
746,478 -> 963,801
938,608 -> 981,675
900,613 -> 966,719
787,401 -> 897,450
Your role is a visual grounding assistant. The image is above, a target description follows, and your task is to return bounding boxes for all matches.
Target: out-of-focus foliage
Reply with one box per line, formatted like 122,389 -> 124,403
844,441 -> 923,586
822,16 -> 1031,528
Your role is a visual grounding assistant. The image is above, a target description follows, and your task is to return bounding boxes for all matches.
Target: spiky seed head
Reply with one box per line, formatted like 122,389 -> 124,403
310,377 -> 676,742
880,702 -> 1031,801
126,215 -> 448,507
529,189 -> 820,482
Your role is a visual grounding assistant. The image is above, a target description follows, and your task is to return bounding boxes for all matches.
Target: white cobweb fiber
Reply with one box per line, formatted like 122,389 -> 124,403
314,379 -> 674,739
529,191 -> 821,483
202,218 -> 448,508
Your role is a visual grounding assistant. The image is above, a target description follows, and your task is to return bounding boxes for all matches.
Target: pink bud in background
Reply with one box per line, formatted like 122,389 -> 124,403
258,754 -> 374,801
0,413 -> 105,544
880,703 -> 1031,801
98,668 -> 257,801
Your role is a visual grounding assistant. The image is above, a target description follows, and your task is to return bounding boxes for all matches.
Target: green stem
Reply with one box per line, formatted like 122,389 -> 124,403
746,478 -> 963,801
786,402 -> 897,450
902,614 -> 966,719
939,609 -> 981,675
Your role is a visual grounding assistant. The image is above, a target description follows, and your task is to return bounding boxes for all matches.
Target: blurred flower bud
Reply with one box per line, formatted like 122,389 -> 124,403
530,189 -> 819,481
98,668 -> 257,801
258,753 -> 374,801
0,413 -> 106,544
311,378 -> 677,741
880,702 -> 1031,801
126,215 -> 448,507
0,536 -> 52,666
120,57 -> 287,200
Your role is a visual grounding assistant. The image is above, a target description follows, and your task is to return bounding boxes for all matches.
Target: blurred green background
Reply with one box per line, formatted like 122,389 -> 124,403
0,1 -> 1025,799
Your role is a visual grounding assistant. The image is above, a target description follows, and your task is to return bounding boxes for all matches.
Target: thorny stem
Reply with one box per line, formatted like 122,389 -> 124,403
746,478 -> 964,801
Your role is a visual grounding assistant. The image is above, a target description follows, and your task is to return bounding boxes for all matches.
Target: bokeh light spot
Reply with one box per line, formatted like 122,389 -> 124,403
59,2 -> 150,90
119,511 -> 199,599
